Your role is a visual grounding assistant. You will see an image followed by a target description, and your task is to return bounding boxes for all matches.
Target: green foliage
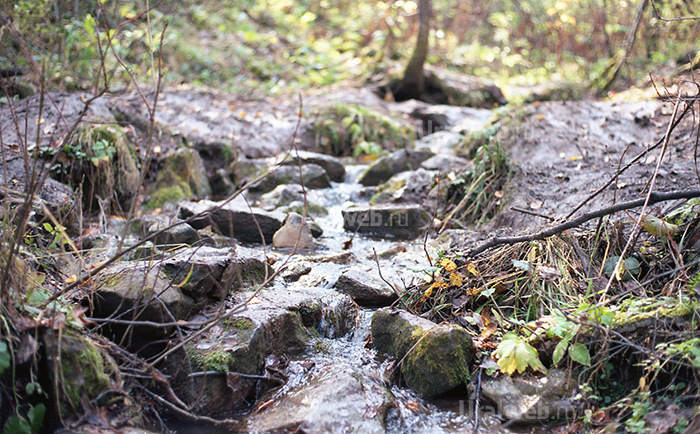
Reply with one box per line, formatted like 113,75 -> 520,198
3,404 -> 45,434
493,332 -> 546,375
625,391 -> 653,433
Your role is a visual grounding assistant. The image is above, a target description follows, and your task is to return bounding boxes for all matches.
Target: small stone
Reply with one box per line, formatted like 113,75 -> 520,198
273,212 -> 317,249
332,268 -> 396,306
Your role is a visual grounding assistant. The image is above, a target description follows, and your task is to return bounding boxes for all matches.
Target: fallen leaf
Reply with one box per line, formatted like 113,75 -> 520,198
439,258 -> 457,272
449,272 -> 463,287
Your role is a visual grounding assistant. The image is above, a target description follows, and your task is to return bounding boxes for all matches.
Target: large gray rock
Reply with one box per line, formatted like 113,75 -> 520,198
245,367 -> 395,433
167,287 -> 358,416
332,268 -> 397,306
342,204 -> 430,239
249,164 -> 331,193
178,197 -> 284,243
358,149 -> 434,186
371,169 -> 437,205
278,150 -> 346,182
480,369 -> 579,422
371,308 -> 474,398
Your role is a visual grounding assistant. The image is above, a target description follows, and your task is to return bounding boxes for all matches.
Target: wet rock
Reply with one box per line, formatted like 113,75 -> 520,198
332,268 -> 397,306
257,184 -> 328,217
249,164 -> 331,193
371,308 -> 474,398
342,204 -> 430,239
130,214 -> 199,246
146,148 -> 211,209
308,220 -> 323,238
480,369 -> 578,422
280,262 -> 312,282
258,184 -> 305,209
278,150 -> 346,182
178,198 -> 284,244
306,251 -> 356,265
371,169 -> 437,205
273,212 -> 317,249
90,261 -> 194,342
358,149 -> 434,186
167,287 -> 358,416
245,367 -> 395,433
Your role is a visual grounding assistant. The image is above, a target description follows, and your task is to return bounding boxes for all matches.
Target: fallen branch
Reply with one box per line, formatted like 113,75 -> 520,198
466,189 -> 700,258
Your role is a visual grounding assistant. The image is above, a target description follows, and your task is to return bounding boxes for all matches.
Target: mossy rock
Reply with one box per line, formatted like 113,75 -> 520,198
57,122 -> 140,212
41,329 -> 115,418
402,325 -> 474,398
146,148 -> 211,209
371,307 -> 475,398
311,103 -> 415,157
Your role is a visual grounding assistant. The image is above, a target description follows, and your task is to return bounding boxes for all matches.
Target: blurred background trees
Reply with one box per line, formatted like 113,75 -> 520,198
1,0 -> 698,96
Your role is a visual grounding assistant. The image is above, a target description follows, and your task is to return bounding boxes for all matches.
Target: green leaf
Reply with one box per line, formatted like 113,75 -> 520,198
3,415 -> 31,434
552,340 -> 568,367
569,342 -> 591,366
28,404 -> 45,434
0,341 -> 10,374
493,332 -> 547,375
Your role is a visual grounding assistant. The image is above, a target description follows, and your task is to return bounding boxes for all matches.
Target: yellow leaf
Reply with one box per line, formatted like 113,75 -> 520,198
467,287 -> 481,296
424,286 -> 434,298
641,215 -> 680,237
449,272 -> 463,287
439,258 -> 457,272
467,262 -> 479,276
64,274 -> 77,284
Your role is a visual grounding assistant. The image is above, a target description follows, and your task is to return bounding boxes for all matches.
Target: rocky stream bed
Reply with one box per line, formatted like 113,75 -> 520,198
1,77 -> 699,433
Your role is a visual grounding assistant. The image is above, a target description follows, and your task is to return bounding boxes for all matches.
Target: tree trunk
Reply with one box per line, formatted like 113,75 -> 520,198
394,0 -> 431,101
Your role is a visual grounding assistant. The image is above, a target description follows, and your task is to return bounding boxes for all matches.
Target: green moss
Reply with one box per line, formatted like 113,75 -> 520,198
402,325 -> 473,397
195,350 -> 235,372
98,272 -> 127,288
370,178 -> 407,204
311,339 -> 332,354
59,331 -> 112,413
146,185 -> 187,209
311,103 -> 414,157
613,299 -> 697,328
